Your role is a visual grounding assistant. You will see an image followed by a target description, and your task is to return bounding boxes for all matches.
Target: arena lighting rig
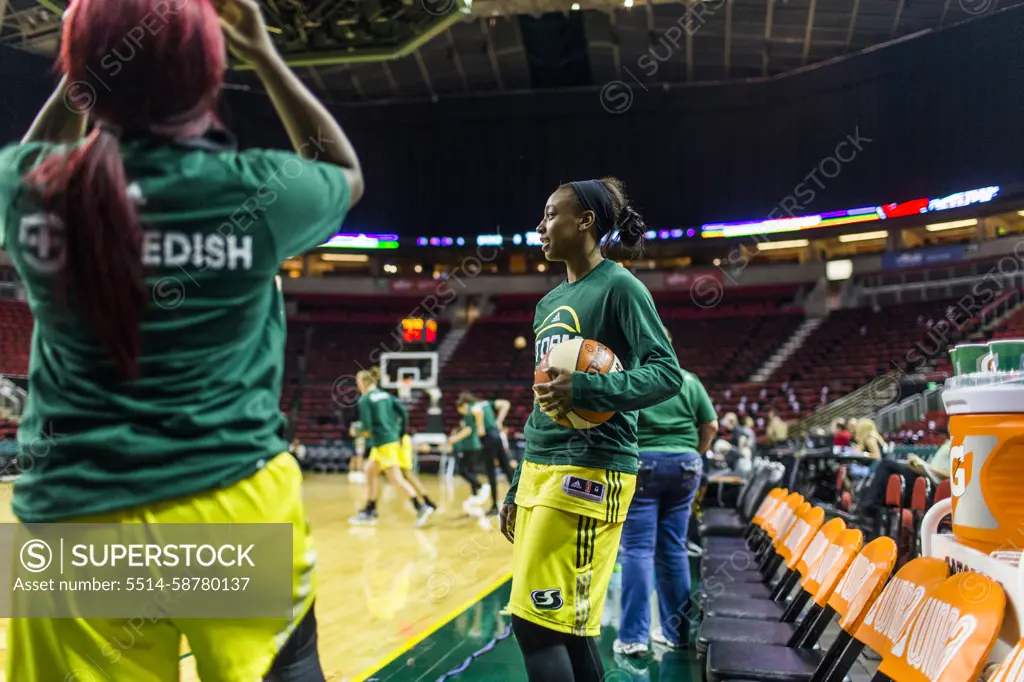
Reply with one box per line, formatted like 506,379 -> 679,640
327,184 -> 1001,250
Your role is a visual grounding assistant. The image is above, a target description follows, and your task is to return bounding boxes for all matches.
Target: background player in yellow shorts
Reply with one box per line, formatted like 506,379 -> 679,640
350,368 -> 434,527
0,0 -> 364,677
499,178 -> 683,682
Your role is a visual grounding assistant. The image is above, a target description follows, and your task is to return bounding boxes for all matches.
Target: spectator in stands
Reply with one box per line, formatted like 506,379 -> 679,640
908,440 -> 952,483
764,409 -> 789,446
833,419 -> 853,448
846,418 -> 886,483
713,413 -> 753,476
852,418 -> 886,459
741,416 -> 757,443
0,0 -> 363,677
854,439 -> 951,521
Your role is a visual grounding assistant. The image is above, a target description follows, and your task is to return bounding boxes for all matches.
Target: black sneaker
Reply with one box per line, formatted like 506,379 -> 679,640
485,506 -> 499,517
349,509 -> 378,526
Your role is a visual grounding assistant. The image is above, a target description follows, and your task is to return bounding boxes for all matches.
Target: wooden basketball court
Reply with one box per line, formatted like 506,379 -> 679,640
0,474 -> 513,682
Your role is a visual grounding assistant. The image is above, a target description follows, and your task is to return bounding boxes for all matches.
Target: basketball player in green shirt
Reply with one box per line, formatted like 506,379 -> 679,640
457,392 -> 515,515
499,178 -> 684,682
0,0 -> 361,678
448,405 -> 489,512
350,368 -> 433,527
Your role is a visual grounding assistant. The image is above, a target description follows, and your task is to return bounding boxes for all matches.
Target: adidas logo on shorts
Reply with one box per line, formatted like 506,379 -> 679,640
562,475 -> 605,503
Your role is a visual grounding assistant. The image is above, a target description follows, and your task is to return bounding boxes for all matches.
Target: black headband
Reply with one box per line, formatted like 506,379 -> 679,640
568,180 -> 615,235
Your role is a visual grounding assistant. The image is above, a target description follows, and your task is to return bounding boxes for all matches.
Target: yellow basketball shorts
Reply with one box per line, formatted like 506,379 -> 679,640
508,460 -> 636,637
369,440 -> 402,469
6,452 -> 317,682
399,434 -> 414,471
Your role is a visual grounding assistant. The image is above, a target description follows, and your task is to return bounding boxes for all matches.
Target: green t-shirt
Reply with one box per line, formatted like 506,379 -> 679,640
0,136 -> 351,522
357,388 -> 404,448
636,370 -> 717,453
472,400 -> 499,436
395,400 -> 410,437
459,412 -> 482,451
508,260 -> 683,504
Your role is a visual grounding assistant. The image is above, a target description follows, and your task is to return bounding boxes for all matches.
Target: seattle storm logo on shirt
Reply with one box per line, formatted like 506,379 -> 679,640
534,306 -> 583,366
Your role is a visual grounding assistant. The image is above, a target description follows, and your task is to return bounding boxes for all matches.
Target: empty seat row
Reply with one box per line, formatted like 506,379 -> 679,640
695,485 -> 1012,682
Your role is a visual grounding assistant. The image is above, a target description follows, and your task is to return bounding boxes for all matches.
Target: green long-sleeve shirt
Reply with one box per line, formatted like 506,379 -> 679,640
357,389 -> 403,447
507,260 -> 683,504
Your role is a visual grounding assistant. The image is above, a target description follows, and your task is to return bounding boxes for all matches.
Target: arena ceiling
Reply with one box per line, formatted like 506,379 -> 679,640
0,0 -> 1016,104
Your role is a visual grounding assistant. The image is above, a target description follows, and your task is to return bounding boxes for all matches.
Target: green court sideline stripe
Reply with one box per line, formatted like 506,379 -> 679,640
350,571 -> 513,682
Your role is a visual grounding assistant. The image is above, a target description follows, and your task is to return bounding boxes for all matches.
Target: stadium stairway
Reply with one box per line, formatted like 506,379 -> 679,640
985,294 -> 1024,337
750,317 -> 825,383
436,325 -> 470,371
793,373 -> 900,436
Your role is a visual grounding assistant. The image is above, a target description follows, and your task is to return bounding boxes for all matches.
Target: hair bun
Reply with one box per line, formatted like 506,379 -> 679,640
616,205 -> 647,249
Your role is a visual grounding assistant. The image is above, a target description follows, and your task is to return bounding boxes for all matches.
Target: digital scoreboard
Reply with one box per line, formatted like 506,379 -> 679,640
401,318 -> 438,345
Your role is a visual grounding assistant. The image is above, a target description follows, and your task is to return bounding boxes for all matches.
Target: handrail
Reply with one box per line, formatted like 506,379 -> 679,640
920,497 -> 952,558
792,372 -> 901,436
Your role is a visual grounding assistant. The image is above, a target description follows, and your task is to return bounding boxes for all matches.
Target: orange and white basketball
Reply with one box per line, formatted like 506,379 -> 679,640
534,338 -> 623,429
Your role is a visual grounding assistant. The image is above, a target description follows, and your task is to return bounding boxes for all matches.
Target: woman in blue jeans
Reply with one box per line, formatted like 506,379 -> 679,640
615,353 -> 718,656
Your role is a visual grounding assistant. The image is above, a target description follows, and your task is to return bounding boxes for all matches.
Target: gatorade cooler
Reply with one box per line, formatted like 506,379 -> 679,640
942,354 -> 1024,555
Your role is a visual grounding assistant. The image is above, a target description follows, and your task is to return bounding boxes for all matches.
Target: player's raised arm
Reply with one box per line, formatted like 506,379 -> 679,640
493,399 -> 511,428
22,76 -> 88,145
217,0 -> 363,204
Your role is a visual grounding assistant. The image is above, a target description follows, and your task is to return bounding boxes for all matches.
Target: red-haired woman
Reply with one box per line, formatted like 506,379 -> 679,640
0,0 -> 362,679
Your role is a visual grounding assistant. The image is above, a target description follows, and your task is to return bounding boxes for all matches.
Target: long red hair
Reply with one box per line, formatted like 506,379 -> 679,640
27,0 -> 225,379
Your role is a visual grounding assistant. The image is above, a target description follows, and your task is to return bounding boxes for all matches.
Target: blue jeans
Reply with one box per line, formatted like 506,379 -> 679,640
618,452 -> 702,646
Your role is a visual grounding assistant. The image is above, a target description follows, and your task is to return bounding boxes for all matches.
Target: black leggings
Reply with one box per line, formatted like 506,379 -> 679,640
264,601 -> 326,681
511,615 -> 604,682
458,449 -> 483,494
478,440 -> 499,507
483,434 -> 515,483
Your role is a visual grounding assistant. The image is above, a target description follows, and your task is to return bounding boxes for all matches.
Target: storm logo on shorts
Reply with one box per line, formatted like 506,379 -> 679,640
531,588 -> 564,610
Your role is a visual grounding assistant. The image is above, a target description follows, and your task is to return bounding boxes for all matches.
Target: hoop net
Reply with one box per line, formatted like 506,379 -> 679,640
398,378 -> 414,401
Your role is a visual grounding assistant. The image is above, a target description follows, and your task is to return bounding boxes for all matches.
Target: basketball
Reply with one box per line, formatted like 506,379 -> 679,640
514,336 -> 527,350
534,338 -> 623,429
